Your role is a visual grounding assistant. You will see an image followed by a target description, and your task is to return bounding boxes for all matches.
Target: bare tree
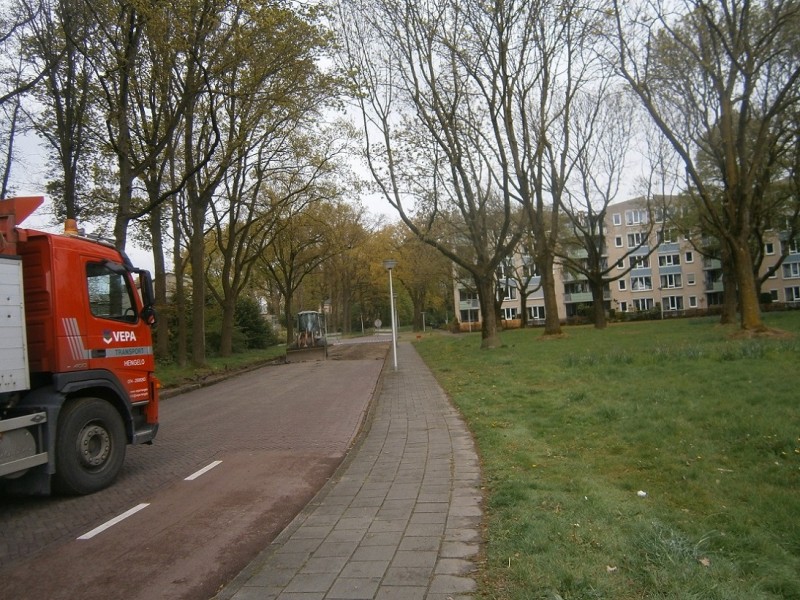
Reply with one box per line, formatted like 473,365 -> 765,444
557,88 -> 666,328
338,0 -> 534,348
0,56 -> 28,198
611,0 -> 800,332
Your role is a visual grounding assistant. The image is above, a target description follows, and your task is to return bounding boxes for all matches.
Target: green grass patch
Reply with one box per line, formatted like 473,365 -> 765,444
155,345 -> 286,389
415,313 -> 800,600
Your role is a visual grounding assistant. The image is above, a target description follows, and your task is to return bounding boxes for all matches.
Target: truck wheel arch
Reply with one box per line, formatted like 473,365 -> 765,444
54,371 -> 136,442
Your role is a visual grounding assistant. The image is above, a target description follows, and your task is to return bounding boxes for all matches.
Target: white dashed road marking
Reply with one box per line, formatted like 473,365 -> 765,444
77,503 -> 150,540
184,460 -> 223,481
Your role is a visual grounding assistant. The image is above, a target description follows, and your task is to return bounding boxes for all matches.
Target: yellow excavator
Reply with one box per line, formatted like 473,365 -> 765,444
286,310 -> 328,362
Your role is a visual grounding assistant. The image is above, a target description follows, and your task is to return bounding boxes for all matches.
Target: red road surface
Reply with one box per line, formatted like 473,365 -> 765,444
0,345 -> 387,600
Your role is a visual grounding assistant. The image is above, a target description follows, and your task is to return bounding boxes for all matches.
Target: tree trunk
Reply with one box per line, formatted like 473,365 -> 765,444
719,242 -> 737,324
219,298 -> 236,357
149,203 -> 170,361
410,290 -> 425,331
172,198 -> 186,367
475,275 -> 502,349
341,278 -> 352,334
590,278 -> 608,329
518,286 -> 528,328
731,241 -> 766,331
539,252 -> 562,335
190,227 -> 206,366
1,98 -> 20,199
284,293 -> 295,346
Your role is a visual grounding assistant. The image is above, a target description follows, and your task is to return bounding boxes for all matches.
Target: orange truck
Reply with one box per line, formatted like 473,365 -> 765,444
0,196 -> 159,495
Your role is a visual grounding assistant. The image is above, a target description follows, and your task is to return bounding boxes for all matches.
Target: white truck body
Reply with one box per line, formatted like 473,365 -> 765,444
0,255 -> 30,394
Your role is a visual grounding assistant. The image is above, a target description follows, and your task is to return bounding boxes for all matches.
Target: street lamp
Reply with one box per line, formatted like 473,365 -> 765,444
383,259 -> 398,370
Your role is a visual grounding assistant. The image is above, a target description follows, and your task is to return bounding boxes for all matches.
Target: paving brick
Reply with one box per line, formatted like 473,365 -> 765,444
213,343 -> 481,600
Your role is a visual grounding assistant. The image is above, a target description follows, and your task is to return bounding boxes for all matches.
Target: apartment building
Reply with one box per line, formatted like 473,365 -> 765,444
454,196 -> 800,328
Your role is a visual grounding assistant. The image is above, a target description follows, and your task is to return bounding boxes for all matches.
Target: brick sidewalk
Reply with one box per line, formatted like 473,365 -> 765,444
215,341 -> 482,600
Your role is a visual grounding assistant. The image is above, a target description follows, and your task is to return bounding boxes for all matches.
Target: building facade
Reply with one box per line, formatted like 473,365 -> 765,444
454,197 -> 800,329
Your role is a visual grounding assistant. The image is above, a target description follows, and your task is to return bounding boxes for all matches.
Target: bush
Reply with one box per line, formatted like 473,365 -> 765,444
235,297 -> 276,349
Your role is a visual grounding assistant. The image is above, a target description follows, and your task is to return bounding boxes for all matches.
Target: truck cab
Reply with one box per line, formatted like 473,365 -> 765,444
1,196 -> 159,495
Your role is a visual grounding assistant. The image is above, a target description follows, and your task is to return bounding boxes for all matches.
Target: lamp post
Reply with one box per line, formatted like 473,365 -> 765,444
383,259 -> 398,370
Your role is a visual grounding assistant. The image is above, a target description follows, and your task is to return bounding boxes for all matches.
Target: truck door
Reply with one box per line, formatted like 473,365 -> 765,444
83,260 -> 154,402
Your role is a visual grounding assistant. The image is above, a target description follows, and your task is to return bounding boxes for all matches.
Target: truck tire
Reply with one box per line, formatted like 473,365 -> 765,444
54,397 -> 126,495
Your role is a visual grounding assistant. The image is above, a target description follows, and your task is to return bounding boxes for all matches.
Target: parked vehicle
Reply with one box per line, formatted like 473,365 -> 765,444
0,196 -> 159,495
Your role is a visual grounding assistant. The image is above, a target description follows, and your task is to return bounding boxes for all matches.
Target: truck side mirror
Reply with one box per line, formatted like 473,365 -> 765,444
138,270 -> 157,327
141,305 -> 157,326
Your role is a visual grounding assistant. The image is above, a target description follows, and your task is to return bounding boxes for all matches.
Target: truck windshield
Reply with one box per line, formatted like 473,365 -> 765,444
86,262 -> 137,323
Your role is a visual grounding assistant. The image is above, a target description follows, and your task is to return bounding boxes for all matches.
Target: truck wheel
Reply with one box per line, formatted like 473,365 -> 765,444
54,398 -> 126,495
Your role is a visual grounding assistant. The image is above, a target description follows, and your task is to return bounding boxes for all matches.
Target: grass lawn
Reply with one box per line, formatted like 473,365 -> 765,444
414,312 -> 800,600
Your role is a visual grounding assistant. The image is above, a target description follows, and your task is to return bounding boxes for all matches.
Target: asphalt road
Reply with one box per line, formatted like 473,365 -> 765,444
0,342 -> 388,600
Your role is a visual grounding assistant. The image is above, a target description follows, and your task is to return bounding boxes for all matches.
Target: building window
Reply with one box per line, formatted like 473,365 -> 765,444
618,279 -> 627,290
782,262 -> 800,279
633,298 -> 654,311
615,236 -> 623,247
627,232 -> 645,247
770,289 -> 779,301
664,295 -> 684,311
687,273 -> 696,285
501,307 -> 518,320
625,209 -> 647,225
685,251 -> 694,263
460,309 -> 479,322
688,296 -> 697,308
613,213 -> 622,226
528,306 -> 545,320
787,286 -> 800,302
657,229 -> 679,244
523,262 -> 541,278
500,284 -> 517,300
784,239 -> 799,254
631,276 -> 652,291
459,289 -> 478,302
765,242 -> 775,255
619,301 -> 628,312
660,273 -> 683,289
617,259 -> 625,269
658,254 -> 681,267
630,255 -> 650,269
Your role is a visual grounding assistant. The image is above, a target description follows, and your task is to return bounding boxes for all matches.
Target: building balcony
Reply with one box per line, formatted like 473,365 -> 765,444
658,242 -> 680,253
562,271 -> 588,282
563,291 -> 611,304
658,265 -> 682,275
